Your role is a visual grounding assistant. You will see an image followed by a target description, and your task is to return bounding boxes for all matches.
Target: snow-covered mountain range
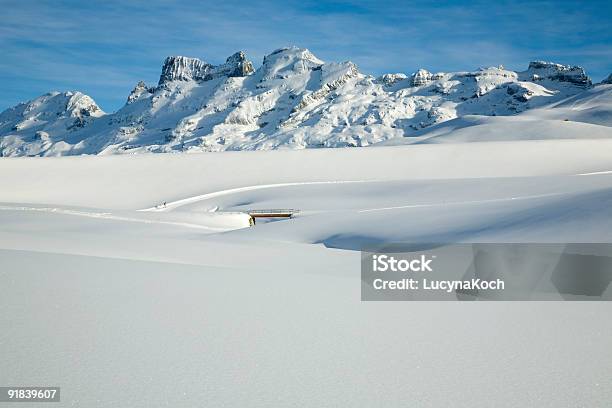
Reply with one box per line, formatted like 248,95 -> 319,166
0,46 -> 610,156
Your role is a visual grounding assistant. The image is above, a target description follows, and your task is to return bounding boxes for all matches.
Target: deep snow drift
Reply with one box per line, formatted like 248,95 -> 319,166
1,46 -> 609,156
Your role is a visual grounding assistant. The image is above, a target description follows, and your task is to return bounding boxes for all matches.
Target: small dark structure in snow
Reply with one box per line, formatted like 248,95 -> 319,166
247,209 -> 299,225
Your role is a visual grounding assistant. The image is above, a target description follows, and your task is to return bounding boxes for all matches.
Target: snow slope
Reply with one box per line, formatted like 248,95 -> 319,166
2,139 -> 612,209
1,134 -> 612,406
1,47 -> 606,156
2,139 -> 612,407
380,84 -> 612,145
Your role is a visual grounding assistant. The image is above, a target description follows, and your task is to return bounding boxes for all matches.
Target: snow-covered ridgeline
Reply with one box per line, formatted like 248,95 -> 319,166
0,46 -> 608,156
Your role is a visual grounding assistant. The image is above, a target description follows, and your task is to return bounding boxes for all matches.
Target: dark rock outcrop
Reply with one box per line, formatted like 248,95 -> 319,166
525,61 -> 591,86
127,81 -> 155,104
158,52 -> 254,85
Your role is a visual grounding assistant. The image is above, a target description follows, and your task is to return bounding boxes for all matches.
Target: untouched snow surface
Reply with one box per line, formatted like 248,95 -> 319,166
1,133 -> 612,406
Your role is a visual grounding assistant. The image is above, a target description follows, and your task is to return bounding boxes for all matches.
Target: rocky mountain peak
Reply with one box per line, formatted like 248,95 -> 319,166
215,51 -> 255,78
0,91 -> 103,139
127,81 -> 154,104
158,56 -> 213,84
411,69 -> 434,86
524,61 -> 591,86
379,73 -> 408,86
263,47 -> 324,65
260,47 -> 324,81
65,92 -> 104,118
158,52 -> 255,85
601,73 -> 612,85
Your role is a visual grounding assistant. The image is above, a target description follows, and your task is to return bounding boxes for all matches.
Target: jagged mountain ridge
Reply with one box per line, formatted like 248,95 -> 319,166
0,46 -> 607,156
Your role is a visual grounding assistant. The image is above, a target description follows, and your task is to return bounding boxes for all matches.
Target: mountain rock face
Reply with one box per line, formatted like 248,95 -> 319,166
523,61 -> 591,86
159,56 -> 211,83
127,81 -> 155,104
0,46 -> 604,156
158,52 -> 254,85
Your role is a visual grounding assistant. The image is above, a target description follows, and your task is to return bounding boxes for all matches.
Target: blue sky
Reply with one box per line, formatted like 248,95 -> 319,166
1,0 -> 610,112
